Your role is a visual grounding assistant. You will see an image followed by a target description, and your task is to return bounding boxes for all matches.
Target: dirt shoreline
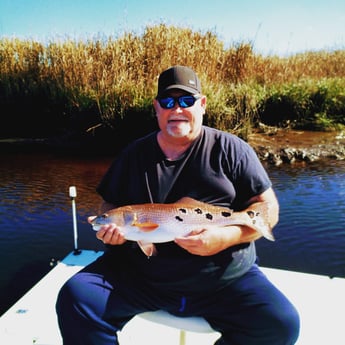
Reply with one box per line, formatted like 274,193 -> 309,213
248,128 -> 345,165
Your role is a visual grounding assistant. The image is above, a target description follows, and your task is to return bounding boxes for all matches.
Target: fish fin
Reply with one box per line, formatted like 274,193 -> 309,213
176,197 -> 232,212
176,197 -> 208,207
133,222 -> 159,232
137,241 -> 157,257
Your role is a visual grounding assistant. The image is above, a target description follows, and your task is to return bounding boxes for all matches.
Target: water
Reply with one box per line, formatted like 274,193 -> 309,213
0,152 -> 344,315
257,162 -> 345,277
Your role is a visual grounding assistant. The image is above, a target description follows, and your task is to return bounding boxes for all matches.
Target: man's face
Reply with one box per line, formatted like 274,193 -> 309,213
153,90 -> 207,141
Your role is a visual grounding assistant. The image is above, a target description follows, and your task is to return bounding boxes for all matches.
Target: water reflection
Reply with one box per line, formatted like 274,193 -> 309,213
0,153 -> 110,314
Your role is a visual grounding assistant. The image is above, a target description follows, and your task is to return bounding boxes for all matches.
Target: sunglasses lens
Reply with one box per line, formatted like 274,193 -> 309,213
158,97 -> 175,109
179,96 -> 196,108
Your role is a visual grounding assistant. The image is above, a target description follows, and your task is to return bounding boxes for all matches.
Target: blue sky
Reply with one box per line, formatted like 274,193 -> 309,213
0,0 -> 344,56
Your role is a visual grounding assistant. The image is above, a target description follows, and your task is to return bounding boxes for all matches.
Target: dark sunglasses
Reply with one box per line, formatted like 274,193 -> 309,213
157,95 -> 201,109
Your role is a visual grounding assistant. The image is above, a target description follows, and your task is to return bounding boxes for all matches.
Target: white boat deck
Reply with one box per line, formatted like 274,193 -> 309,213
1,249 -> 344,345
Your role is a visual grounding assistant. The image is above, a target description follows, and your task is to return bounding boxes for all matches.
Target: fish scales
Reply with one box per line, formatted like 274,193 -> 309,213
126,203 -> 234,230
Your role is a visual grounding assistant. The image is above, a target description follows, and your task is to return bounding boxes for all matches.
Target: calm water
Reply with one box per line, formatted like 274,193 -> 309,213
0,152 -> 344,315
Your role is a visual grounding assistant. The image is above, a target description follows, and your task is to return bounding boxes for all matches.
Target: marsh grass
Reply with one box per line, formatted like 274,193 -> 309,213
0,24 -> 344,144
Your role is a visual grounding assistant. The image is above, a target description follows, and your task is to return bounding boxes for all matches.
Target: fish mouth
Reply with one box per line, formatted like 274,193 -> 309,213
92,224 -> 101,231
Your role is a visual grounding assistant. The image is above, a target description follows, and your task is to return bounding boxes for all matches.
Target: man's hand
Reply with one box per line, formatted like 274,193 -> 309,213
87,216 -> 127,245
174,225 -> 259,256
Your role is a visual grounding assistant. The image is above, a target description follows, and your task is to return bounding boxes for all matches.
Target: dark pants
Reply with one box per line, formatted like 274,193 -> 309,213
56,255 -> 300,345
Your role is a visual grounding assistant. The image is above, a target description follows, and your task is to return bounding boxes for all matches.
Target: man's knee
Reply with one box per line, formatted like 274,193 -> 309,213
272,304 -> 300,345
213,305 -> 300,345
56,278 -> 79,320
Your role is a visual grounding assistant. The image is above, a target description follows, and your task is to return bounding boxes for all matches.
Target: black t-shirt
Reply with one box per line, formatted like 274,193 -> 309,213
97,126 -> 272,293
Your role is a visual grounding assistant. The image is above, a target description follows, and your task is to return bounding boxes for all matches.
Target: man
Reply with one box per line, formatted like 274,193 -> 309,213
56,65 -> 300,344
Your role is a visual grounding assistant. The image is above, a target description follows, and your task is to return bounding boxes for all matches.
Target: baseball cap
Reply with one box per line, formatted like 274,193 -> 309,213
157,66 -> 201,97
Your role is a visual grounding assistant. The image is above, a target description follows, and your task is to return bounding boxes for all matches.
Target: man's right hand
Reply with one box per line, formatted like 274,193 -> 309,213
87,217 -> 127,245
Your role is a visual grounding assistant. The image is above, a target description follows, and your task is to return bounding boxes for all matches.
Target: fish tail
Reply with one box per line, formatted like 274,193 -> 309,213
245,202 -> 275,241
260,227 -> 275,241
252,222 -> 275,241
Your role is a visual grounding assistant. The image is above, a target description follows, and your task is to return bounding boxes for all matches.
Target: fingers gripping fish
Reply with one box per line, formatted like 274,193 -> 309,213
91,197 -> 274,257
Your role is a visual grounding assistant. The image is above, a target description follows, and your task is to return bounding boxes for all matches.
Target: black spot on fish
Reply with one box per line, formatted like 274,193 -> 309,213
179,208 -> 187,213
221,211 -> 232,217
194,208 -> 203,214
175,216 -> 184,222
247,210 -> 255,218
205,213 -> 213,220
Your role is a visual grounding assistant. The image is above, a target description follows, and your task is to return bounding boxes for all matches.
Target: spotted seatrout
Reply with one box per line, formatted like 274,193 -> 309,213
91,197 -> 274,256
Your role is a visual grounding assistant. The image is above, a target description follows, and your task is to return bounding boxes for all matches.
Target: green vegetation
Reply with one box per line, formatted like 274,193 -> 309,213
0,24 -> 344,149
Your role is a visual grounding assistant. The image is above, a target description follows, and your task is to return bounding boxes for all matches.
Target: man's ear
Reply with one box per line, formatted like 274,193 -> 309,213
201,95 -> 207,111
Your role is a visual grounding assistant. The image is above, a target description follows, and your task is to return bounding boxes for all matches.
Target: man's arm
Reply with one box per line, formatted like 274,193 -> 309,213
174,187 -> 279,256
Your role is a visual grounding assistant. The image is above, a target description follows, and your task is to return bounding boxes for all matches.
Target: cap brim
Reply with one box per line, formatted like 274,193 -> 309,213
157,84 -> 199,97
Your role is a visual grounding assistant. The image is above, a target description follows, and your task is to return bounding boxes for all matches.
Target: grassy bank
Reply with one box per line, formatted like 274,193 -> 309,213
1,24 -> 344,150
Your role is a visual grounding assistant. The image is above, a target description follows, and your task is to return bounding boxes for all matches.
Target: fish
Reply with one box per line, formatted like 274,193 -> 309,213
90,197 -> 274,256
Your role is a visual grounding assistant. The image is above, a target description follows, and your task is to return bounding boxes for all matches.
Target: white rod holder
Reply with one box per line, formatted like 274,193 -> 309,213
69,186 -> 80,254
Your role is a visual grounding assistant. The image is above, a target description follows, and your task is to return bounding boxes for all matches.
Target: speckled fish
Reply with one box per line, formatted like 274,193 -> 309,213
91,197 -> 274,256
